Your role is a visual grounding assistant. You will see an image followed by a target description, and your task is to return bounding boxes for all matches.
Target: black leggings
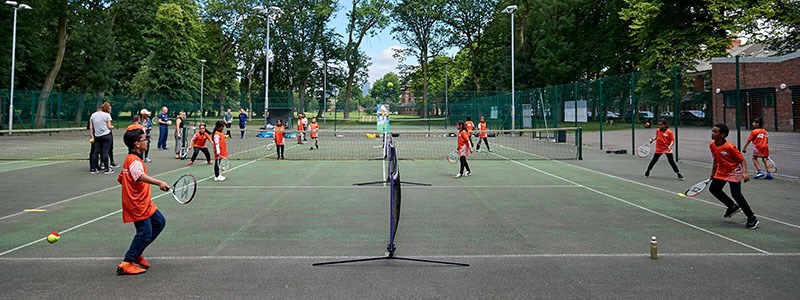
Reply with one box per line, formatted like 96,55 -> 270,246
476,137 -> 490,151
646,153 -> 680,173
709,179 -> 755,218
276,145 -> 285,158
459,156 -> 471,175
214,158 -> 221,177
190,147 -> 211,163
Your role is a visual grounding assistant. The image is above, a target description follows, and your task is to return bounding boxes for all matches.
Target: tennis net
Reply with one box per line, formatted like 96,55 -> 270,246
0,127 -> 582,161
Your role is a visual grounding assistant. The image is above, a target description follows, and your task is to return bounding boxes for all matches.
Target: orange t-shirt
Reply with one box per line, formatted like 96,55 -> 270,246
297,120 -> 304,131
478,122 -> 487,138
213,131 -> 228,159
654,128 -> 674,154
747,128 -> 769,157
310,123 -> 319,138
192,131 -> 211,148
274,125 -> 285,145
457,130 -> 471,157
117,153 -> 156,223
126,123 -> 145,132
464,121 -> 475,133
710,140 -> 744,182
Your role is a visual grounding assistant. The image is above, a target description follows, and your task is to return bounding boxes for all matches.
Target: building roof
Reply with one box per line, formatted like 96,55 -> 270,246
711,50 -> 800,64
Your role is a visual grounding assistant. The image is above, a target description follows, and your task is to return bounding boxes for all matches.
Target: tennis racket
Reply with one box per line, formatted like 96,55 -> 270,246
636,141 -> 652,158
180,147 -> 189,159
447,150 -> 459,164
684,178 -> 711,198
219,157 -> 231,172
169,174 -> 197,204
767,157 -> 777,173
266,142 -> 275,151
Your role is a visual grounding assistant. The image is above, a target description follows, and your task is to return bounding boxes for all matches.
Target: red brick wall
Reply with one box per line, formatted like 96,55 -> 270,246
711,55 -> 800,131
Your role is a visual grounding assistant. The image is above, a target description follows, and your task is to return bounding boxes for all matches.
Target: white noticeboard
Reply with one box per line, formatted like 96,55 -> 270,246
564,100 -> 588,123
490,106 -> 498,119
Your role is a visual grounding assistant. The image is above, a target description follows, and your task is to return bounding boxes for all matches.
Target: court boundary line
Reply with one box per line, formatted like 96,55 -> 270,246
2,252 -> 800,261
196,185 -> 580,189
0,153 -> 275,257
489,151 -> 770,254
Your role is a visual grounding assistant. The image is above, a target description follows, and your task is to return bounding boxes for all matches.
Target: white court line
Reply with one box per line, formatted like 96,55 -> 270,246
0,161 -> 64,173
196,185 -> 580,189
488,151 -> 770,254
0,154 -> 269,257
498,145 -> 800,230
2,252 -> 800,262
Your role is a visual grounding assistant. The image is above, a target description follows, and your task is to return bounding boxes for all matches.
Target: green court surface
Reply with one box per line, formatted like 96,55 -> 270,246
1,139 -> 799,299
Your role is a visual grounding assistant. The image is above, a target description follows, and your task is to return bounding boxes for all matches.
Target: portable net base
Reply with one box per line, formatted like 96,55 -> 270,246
0,127 -> 582,162
313,139 -> 468,267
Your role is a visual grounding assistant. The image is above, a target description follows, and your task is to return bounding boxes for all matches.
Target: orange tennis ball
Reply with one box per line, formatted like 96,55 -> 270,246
47,232 -> 60,244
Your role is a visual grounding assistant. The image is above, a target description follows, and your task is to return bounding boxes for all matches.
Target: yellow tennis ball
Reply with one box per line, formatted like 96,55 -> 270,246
387,82 -> 394,88
47,232 -> 60,244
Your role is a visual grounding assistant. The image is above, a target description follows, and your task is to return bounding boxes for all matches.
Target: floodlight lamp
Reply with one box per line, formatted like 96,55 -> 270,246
19,3 -> 30,9
200,59 -> 207,63
715,88 -> 721,94
252,5 -> 265,12
5,1 -> 18,6
502,5 -> 518,14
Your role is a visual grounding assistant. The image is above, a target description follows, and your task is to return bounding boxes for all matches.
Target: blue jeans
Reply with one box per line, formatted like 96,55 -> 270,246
124,209 -> 165,262
158,125 -> 168,149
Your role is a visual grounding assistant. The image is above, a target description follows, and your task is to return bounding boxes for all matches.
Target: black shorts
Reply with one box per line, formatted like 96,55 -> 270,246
225,122 -> 231,128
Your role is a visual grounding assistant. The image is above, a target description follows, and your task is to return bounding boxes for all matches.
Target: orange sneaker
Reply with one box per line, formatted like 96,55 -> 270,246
117,261 -> 146,275
136,256 -> 150,269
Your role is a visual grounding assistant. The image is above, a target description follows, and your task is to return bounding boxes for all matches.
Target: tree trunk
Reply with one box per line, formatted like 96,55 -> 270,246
35,13 -> 68,127
343,74 -> 355,120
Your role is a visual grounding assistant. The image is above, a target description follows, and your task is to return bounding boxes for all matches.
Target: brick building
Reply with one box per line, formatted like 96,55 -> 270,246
711,51 -> 800,132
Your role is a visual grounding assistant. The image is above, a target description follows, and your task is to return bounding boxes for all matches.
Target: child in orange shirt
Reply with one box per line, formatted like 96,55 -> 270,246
116,129 -> 170,275
212,121 -> 229,181
464,116 -> 475,148
309,117 -> 319,150
709,123 -> 758,229
475,116 -> 491,152
742,118 -> 773,179
644,119 -> 684,180
187,123 -> 213,165
296,115 -> 305,144
274,119 -> 285,159
454,121 -> 473,178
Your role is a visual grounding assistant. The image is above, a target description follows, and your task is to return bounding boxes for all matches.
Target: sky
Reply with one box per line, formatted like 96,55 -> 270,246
329,0 -> 405,86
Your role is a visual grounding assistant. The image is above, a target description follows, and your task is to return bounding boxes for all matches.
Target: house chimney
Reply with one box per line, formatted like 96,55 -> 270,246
731,39 -> 741,48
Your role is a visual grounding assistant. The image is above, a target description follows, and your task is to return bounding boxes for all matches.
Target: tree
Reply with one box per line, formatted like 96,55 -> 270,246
391,0 -> 448,118
341,0 -> 392,120
440,0 -> 497,91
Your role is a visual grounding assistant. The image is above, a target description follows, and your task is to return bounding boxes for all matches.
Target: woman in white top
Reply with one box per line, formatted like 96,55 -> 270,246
89,102 -> 115,174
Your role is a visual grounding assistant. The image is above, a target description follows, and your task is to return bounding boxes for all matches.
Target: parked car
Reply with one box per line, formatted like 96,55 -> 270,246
659,111 -> 674,119
679,110 -> 705,125
605,111 -> 619,120
623,111 -> 654,122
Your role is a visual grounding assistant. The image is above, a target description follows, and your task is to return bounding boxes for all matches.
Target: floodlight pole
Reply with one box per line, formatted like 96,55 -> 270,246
503,5 -> 518,131
200,59 -> 206,122
445,58 -> 449,129
5,1 -> 31,134
253,5 -> 283,127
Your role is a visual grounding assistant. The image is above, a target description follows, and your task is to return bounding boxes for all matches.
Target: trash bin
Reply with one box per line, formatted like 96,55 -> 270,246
557,130 -> 566,143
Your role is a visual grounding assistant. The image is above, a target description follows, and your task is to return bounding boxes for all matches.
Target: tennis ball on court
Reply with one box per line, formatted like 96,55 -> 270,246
387,82 -> 394,88
677,193 -> 686,197
47,232 -> 60,244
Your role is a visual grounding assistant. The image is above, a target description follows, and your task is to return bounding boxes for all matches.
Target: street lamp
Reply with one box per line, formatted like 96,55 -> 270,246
4,1 -> 32,134
252,5 -> 283,127
199,59 -> 206,122
502,5 -> 517,131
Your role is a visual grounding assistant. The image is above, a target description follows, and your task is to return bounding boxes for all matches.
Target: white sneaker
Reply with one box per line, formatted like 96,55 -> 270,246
214,175 -> 226,181
465,171 -> 471,176
453,173 -> 462,178
476,149 -> 482,152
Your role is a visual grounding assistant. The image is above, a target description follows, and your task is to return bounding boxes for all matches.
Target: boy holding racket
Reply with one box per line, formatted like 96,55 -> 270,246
117,129 -> 170,275
644,119 -> 684,181
742,118 -> 773,180
709,123 -> 758,229
454,121 -> 473,178
212,121 -> 229,181
274,119 -> 285,159
309,117 -> 319,150
475,116 -> 491,152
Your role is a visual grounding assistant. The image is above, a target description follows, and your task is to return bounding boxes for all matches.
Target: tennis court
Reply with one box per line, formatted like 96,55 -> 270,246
1,127 -> 799,299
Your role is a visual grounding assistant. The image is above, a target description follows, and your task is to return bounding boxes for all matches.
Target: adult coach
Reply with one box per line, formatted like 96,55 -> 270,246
156,106 -> 170,150
238,108 -> 248,139
89,102 -> 115,174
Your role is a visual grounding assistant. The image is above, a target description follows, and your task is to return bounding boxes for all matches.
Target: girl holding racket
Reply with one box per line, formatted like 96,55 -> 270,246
187,123 -> 213,165
309,117 -> 319,150
274,119 -> 285,159
709,123 -> 758,229
644,119 -> 684,181
212,121 -> 229,181
742,118 -> 773,179
454,121 -> 473,178
116,129 -> 170,275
